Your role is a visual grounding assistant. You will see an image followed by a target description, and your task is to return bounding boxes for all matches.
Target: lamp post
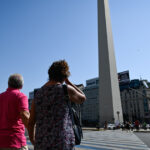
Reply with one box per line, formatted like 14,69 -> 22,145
117,111 -> 120,122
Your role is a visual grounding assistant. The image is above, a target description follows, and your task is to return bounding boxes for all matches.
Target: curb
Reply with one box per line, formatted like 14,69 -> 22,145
82,128 -> 104,131
134,131 -> 150,133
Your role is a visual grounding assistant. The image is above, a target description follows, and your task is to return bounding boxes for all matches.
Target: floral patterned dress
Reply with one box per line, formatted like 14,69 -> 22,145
34,84 -> 75,150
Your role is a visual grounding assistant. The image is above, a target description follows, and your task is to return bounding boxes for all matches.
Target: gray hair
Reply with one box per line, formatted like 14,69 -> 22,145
8,74 -> 24,89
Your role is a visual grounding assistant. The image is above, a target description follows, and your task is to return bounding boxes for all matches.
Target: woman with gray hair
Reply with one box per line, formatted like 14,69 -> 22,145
0,74 -> 30,150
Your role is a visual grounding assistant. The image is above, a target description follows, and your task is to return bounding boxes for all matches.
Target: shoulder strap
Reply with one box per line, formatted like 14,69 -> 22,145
63,84 -> 75,125
63,84 -> 68,97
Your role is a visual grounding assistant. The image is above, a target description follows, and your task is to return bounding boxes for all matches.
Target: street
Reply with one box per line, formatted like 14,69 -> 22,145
27,130 -> 150,150
135,132 -> 150,149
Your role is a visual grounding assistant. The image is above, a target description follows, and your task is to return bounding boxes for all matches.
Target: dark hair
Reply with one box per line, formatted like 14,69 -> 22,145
8,74 -> 24,89
48,60 -> 70,82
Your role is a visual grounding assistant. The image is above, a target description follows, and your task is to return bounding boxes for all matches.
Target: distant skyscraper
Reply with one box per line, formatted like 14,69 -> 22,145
98,0 -> 123,125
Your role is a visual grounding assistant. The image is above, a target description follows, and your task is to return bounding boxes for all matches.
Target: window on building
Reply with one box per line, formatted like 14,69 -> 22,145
144,98 -> 148,112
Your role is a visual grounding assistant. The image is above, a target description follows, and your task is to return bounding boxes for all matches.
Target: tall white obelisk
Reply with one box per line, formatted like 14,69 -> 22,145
98,0 -> 123,126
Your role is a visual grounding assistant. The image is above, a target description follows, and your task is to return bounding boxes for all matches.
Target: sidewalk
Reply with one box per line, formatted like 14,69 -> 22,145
134,129 -> 150,133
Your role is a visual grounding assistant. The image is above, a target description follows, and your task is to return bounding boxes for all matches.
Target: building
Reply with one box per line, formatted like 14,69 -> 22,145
81,78 -> 99,126
120,79 -> 150,123
81,77 -> 150,126
28,76 -> 150,125
28,88 -> 40,109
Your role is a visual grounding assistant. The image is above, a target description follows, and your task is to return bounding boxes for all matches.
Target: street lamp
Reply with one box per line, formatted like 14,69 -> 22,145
117,111 -> 120,122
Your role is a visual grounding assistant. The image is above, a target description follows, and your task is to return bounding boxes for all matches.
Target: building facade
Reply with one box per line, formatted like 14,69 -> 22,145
81,78 -> 99,126
28,88 -> 40,109
81,77 -> 150,126
28,78 -> 150,125
120,79 -> 150,123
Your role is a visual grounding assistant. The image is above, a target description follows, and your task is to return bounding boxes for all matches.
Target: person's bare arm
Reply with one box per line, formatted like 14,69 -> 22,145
28,100 -> 36,145
65,78 -> 86,104
20,111 -> 30,129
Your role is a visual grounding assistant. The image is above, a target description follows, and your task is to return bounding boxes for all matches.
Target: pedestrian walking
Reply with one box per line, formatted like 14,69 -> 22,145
135,120 -> 140,131
142,122 -> 147,130
28,60 -> 86,150
104,121 -> 108,130
0,74 -> 30,150
125,121 -> 130,132
130,122 -> 134,131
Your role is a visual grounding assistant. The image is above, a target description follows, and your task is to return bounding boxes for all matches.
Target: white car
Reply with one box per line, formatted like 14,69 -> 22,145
107,124 -> 116,130
146,124 -> 150,129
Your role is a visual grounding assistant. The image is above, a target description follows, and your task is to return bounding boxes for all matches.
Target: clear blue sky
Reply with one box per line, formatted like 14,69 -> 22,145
0,0 -> 150,97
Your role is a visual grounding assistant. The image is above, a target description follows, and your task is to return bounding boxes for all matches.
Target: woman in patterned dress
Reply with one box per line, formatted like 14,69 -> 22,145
28,60 -> 86,150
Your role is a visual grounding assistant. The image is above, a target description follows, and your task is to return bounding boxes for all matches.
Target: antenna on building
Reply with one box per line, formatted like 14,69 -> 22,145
140,76 -> 142,81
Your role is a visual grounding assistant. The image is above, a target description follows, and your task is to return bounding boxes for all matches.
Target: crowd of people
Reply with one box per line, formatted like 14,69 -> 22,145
105,120 -> 150,131
0,60 -> 86,150
102,120 -> 150,132
120,120 -> 150,131
120,120 -> 140,131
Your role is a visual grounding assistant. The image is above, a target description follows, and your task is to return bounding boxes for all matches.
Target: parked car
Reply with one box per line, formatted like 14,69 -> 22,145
107,124 -> 116,130
146,124 -> 150,129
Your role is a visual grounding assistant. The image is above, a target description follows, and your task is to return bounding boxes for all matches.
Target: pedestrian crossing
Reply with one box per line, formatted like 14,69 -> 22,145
27,130 -> 150,150
76,130 -> 150,150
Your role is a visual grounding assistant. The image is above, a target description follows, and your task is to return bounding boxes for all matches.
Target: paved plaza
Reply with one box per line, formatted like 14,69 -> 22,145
27,130 -> 150,150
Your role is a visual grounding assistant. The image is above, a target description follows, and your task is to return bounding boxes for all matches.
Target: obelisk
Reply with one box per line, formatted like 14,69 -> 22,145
98,0 -> 123,126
